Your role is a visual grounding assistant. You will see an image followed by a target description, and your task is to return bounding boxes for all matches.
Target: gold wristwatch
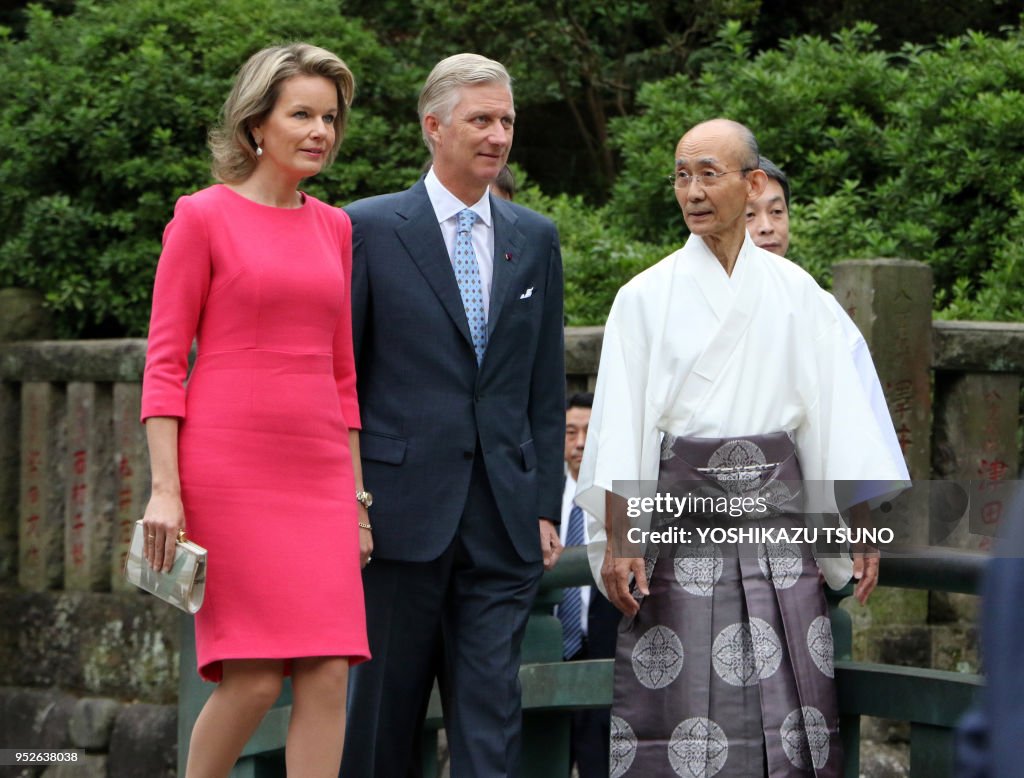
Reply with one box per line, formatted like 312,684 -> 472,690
356,490 -> 374,509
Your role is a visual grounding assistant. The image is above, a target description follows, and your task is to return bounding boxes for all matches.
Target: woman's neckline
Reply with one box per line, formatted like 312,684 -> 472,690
220,183 -> 308,211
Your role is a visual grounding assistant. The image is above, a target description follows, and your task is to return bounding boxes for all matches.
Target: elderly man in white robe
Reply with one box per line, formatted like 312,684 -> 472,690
576,119 -> 908,777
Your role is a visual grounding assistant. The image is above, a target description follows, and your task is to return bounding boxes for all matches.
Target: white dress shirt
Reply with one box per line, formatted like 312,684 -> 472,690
424,167 -> 494,317
559,474 -> 591,636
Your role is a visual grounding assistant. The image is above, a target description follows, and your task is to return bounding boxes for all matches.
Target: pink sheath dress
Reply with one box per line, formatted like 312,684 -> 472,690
141,184 -> 369,681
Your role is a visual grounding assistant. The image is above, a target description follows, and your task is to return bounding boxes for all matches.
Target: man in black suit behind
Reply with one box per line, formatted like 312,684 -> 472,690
340,53 -> 566,778
558,392 -> 620,777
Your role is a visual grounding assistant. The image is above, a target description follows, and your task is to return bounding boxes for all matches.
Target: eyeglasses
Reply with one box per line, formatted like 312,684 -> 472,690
668,168 -> 751,189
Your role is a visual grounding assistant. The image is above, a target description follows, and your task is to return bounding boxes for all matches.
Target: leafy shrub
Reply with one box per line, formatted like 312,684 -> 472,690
516,181 -> 672,326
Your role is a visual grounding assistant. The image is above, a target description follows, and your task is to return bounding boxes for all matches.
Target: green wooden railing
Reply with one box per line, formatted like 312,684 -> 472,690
830,547 -> 986,777
177,546 -> 986,777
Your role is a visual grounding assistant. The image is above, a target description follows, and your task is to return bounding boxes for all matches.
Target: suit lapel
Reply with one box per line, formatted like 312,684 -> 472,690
488,196 -> 524,337
394,183 -> 475,351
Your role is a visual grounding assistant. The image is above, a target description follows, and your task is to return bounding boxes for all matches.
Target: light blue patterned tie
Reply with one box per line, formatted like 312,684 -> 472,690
454,208 -> 487,364
559,502 -> 586,659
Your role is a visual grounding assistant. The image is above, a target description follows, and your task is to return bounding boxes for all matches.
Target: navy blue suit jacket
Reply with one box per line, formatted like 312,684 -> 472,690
346,180 -> 565,564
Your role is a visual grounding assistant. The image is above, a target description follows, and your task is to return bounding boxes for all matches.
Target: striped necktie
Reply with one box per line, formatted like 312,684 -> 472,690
559,502 -> 586,659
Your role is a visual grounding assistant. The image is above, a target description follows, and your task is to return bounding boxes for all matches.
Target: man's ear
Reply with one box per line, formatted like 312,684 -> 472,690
423,114 -> 442,148
746,168 -> 768,201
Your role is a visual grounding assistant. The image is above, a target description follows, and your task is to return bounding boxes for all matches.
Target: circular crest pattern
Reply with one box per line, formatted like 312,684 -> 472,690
712,622 -> 757,686
667,717 -> 729,777
807,615 -> 834,678
758,541 -> 803,589
673,543 -> 723,597
609,715 -> 638,778
708,439 -> 766,470
708,440 -> 767,494
631,625 -> 685,689
711,618 -> 782,686
780,706 -> 830,770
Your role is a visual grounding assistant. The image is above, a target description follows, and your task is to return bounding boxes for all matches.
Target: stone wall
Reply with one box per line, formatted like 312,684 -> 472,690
0,338 -> 175,777
0,690 -> 175,778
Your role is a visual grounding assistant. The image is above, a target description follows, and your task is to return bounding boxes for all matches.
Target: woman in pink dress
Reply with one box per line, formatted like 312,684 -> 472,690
140,43 -> 371,777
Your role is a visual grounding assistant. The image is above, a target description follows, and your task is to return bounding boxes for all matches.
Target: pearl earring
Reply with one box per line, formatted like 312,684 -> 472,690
256,145 -> 263,157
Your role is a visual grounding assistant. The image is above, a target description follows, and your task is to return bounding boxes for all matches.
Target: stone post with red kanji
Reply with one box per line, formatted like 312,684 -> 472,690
64,382 -> 115,591
932,322 -> 1021,553
18,382 -> 66,590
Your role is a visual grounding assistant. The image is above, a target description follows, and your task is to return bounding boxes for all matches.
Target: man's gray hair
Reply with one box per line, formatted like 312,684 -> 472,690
418,53 -> 513,152
738,124 -> 760,170
719,119 -> 759,170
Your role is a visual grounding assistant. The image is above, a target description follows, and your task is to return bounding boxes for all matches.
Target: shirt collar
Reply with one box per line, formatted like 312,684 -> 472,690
425,167 -> 493,227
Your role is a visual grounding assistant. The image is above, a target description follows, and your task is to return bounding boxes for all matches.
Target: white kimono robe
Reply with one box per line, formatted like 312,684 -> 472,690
576,233 -> 908,591
826,289 -> 909,477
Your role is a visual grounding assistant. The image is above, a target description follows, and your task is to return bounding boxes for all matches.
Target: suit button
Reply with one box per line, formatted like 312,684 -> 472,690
463,451 -> 474,460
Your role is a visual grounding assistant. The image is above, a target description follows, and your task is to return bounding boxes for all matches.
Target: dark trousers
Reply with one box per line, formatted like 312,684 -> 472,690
341,456 -> 543,778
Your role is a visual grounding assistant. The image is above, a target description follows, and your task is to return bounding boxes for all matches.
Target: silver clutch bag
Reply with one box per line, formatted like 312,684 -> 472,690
124,520 -> 207,613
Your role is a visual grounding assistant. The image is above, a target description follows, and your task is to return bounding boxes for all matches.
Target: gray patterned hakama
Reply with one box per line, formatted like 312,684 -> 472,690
610,432 -> 841,777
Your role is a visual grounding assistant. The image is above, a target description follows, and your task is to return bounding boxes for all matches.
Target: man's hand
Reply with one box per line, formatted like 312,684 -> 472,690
602,548 -> 648,616
847,501 -> 879,604
852,545 -> 879,605
539,519 -> 563,570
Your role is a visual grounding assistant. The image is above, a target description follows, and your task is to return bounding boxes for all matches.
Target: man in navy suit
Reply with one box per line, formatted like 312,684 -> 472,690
557,392 -> 620,777
340,53 -> 566,778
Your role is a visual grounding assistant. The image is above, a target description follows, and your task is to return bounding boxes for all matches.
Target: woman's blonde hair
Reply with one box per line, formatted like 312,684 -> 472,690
209,43 -> 355,183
